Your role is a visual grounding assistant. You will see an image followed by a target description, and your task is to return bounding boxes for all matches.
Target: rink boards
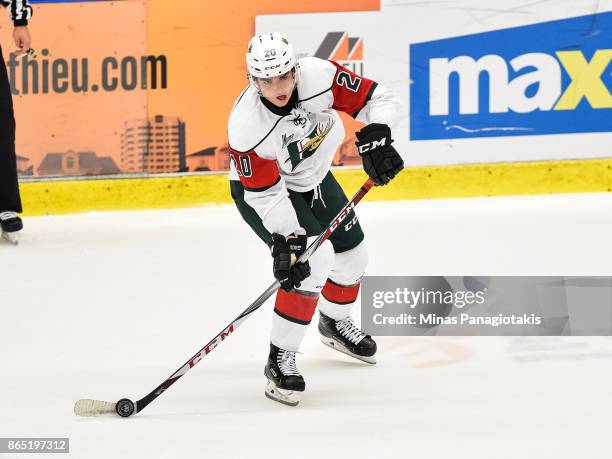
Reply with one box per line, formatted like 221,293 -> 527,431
19,158 -> 612,216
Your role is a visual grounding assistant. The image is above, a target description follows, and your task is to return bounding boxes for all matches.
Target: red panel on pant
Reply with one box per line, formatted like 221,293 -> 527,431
321,279 -> 360,304
274,289 -> 319,323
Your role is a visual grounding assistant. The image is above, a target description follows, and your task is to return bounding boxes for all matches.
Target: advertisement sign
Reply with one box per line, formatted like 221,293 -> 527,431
0,0 -> 378,178
258,1 -> 612,166
2,1 -> 149,177
410,12 -> 612,140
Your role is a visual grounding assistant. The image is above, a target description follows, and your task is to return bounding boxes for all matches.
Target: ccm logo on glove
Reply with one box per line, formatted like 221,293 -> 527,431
357,138 -> 387,154
356,123 -> 404,186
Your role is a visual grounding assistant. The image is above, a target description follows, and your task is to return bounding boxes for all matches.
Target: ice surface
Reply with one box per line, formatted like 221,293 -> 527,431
1,193 -> 612,458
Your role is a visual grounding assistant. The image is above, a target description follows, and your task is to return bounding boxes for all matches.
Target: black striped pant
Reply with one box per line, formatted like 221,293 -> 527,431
230,171 -> 364,253
0,45 -> 22,213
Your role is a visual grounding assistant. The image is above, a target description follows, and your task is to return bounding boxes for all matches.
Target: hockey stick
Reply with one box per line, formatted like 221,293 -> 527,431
74,177 -> 376,417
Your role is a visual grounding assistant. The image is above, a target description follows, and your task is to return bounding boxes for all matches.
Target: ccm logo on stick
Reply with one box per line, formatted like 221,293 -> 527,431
330,202 -> 356,232
188,324 -> 235,368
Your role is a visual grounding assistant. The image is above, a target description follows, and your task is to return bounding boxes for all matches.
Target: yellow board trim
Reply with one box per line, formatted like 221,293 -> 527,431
20,158 -> 612,216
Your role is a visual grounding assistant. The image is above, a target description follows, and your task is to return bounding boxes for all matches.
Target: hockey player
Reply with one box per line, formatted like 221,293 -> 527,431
228,32 -> 403,406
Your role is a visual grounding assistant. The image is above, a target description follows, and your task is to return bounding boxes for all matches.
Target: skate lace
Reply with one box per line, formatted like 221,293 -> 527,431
277,350 -> 301,377
0,211 -> 17,221
336,316 -> 366,345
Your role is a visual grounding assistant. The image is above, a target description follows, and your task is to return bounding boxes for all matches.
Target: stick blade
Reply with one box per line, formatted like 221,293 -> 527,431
74,399 -> 116,417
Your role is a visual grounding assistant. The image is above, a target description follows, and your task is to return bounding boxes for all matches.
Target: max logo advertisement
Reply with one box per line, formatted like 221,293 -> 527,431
410,12 -> 612,140
314,32 -> 364,75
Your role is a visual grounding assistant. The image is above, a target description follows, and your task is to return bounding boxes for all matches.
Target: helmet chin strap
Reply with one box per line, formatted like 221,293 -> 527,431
246,72 -> 262,96
291,63 -> 299,93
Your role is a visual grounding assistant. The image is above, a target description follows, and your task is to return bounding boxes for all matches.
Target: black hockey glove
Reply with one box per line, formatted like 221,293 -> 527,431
356,123 -> 404,186
271,231 -> 311,291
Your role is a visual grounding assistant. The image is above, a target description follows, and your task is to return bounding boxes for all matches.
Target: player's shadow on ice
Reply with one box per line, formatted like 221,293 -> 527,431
303,356 -> 374,370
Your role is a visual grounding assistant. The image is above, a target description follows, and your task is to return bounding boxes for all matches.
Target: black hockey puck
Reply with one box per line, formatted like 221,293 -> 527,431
115,398 -> 136,417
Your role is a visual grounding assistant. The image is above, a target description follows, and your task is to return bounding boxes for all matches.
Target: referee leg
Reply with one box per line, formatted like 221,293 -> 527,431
0,46 -> 22,213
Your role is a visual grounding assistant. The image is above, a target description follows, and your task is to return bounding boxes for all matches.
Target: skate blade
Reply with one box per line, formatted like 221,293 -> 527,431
1,232 -> 18,245
265,379 -> 300,407
320,336 -> 377,365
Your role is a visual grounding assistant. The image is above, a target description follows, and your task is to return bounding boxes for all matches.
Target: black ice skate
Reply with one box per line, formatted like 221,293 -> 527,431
0,211 -> 22,245
319,312 -> 377,364
264,343 -> 305,407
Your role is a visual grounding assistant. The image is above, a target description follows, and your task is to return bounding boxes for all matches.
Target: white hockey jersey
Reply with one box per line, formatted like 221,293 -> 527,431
228,56 -> 402,237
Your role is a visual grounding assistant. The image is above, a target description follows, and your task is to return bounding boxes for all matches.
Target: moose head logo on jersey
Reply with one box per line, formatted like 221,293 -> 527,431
285,120 -> 335,170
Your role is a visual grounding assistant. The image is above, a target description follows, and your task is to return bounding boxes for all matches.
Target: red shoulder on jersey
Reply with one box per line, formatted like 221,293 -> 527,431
329,60 -> 378,118
229,147 -> 280,191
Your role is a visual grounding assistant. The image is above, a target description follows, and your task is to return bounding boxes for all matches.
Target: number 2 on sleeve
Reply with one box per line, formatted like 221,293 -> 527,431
336,71 -> 362,92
